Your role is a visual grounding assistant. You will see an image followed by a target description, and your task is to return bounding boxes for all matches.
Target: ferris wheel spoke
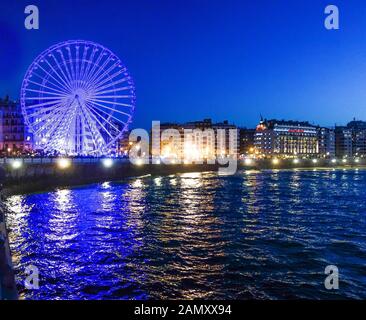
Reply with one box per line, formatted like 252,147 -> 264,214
84,101 -> 122,132
75,46 -> 82,88
86,100 -> 132,119
43,111 -> 70,137
25,99 -> 67,110
85,64 -> 119,92
33,101 -> 70,137
91,68 -> 127,91
25,96 -> 67,101
92,76 -> 131,93
87,59 -> 118,85
85,102 -> 128,128
48,55 -> 73,89
25,78 -> 66,95
80,106 -> 107,151
61,49 -> 77,84
79,48 -> 95,84
66,48 -> 77,82
87,63 -> 124,90
84,53 -> 114,86
52,52 -> 73,86
41,65 -> 71,95
34,109 -> 67,136
42,59 -> 73,92
78,46 -> 89,87
26,103 -> 65,118
57,50 -> 74,83
24,87 -> 69,98
89,98 -> 133,110
82,103 -> 115,140
31,68 -> 71,95
90,95 -> 134,99
32,111 -> 64,131
82,49 -> 106,85
46,106 -> 77,148
92,85 -> 133,96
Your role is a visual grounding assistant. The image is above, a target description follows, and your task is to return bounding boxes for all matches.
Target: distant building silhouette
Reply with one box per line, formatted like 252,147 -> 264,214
0,96 -> 33,156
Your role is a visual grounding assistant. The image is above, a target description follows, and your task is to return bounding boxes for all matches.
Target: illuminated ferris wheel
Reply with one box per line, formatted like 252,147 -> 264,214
20,40 -> 135,156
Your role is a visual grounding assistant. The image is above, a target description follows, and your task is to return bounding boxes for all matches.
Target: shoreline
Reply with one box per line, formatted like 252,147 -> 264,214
3,161 -> 365,196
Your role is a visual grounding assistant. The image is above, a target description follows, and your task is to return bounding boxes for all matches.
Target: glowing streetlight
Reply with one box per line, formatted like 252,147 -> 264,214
293,159 -> 300,164
57,158 -> 71,169
272,158 -> 280,165
355,158 -> 360,164
244,158 -> 253,166
102,158 -> 114,168
11,159 -> 23,170
331,159 -> 337,164
342,159 -> 347,164
312,159 -> 318,164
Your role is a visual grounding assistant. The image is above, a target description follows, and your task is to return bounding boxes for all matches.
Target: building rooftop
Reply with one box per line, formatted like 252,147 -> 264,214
259,118 -> 317,130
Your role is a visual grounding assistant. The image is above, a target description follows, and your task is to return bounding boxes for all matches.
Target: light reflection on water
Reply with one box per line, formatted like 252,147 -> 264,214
4,169 -> 366,300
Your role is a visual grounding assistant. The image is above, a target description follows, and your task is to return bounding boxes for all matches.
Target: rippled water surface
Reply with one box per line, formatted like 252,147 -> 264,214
5,169 -> 366,299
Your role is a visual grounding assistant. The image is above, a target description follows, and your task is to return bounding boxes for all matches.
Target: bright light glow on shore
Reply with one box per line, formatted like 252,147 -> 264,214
355,158 -> 360,163
293,159 -> 300,164
11,159 -> 23,169
244,158 -> 253,166
57,158 -> 71,169
312,159 -> 318,164
342,159 -> 347,163
136,158 -> 144,166
102,158 -> 114,168
331,159 -> 337,164
272,158 -> 279,165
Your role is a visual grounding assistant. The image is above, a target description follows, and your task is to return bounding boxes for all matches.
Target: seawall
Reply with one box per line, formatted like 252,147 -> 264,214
2,159 -> 221,195
1,157 -> 364,195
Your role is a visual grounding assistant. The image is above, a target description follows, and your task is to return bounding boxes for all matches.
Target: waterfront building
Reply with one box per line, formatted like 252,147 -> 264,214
347,119 -> 366,157
239,128 -> 256,156
0,96 -> 33,156
317,127 -> 335,158
118,130 -> 131,157
335,126 -> 353,158
151,119 -> 239,162
254,118 -> 319,157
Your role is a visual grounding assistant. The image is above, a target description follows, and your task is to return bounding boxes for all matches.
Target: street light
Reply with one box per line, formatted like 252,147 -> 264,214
102,158 -> 114,168
244,158 -> 253,166
57,158 -> 71,169
11,159 -> 22,170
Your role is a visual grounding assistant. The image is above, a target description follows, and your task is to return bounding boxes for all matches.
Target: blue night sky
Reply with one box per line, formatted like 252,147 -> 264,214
1,0 -> 366,129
